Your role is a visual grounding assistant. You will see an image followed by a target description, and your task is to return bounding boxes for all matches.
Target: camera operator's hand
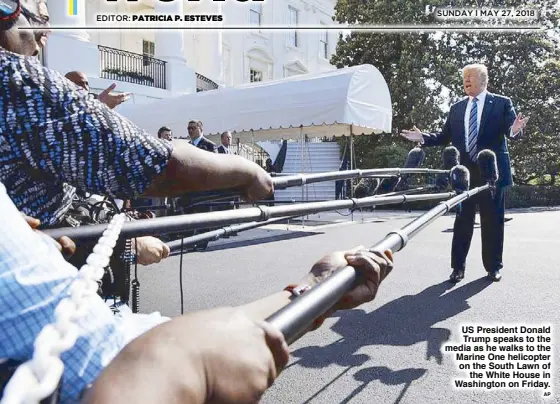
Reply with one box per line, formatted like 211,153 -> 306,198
22,213 -> 76,258
240,246 -> 394,330
83,308 -> 289,404
305,246 -> 393,310
191,308 -> 289,404
134,236 -> 170,265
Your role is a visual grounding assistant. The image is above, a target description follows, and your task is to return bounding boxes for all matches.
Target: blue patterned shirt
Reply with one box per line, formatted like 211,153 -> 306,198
0,49 -> 173,225
0,182 -> 124,403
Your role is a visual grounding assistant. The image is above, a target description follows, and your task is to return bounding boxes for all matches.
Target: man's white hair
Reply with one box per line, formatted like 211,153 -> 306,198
463,64 -> 488,86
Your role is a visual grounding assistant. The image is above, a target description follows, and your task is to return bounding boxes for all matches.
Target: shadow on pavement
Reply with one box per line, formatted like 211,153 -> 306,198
340,366 -> 427,404
291,278 -> 493,403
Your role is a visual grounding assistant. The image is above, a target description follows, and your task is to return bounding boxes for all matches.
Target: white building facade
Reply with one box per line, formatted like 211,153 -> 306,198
43,0 -> 340,105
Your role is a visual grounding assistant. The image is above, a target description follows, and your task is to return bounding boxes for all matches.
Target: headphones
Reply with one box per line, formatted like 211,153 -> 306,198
0,0 -> 21,30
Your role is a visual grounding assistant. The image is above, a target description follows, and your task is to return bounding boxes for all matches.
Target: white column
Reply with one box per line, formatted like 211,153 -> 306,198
193,1 -> 223,86
154,0 -> 196,96
213,34 -> 224,86
48,0 -> 89,42
44,0 -> 100,76
154,0 -> 186,63
210,3 -> 224,86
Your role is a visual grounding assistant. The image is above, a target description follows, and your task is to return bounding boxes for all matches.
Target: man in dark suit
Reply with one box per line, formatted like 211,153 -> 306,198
185,120 -> 217,249
401,63 -> 528,283
217,131 -> 233,154
188,120 -> 217,152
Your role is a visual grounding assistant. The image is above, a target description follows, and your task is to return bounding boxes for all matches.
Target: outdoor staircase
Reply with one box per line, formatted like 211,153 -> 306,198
275,141 -> 341,202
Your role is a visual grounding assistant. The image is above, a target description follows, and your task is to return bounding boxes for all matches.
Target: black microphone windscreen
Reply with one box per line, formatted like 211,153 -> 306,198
435,173 -> 450,190
450,165 -> 470,193
404,147 -> 425,168
442,146 -> 460,170
435,146 -> 460,190
477,150 -> 499,185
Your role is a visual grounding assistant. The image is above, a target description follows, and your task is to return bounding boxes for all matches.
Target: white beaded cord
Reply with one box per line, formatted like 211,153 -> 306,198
1,214 -> 127,404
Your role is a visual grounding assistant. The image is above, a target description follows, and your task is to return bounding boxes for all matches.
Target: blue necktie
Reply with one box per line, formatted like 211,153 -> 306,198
467,97 -> 478,161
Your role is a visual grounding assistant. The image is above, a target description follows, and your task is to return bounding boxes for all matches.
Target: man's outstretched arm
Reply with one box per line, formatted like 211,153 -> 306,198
400,109 -> 454,147
505,97 -> 529,139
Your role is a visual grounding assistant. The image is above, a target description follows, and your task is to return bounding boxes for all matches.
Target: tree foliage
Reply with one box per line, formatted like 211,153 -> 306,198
332,0 -> 560,184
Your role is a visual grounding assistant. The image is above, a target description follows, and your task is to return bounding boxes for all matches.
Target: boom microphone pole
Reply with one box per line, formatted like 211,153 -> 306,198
177,146 -> 451,209
166,215 -> 297,253
170,182 -> 441,250
275,166 -> 445,189
382,185 -> 439,197
179,165 -> 451,207
266,150 -> 498,345
185,185 -> 441,241
185,175 -> 404,210
44,191 -> 457,243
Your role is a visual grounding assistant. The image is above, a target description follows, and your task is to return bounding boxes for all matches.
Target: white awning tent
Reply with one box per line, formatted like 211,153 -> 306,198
117,64 -> 392,143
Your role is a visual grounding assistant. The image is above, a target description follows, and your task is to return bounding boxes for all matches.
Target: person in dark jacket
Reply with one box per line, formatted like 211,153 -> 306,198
188,120 -> 217,153
401,63 -> 528,283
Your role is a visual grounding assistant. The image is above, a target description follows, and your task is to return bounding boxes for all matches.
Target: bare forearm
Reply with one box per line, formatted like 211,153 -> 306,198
240,274 -> 317,321
83,323 -> 206,404
82,356 -> 193,404
240,291 -> 294,322
143,141 -> 261,197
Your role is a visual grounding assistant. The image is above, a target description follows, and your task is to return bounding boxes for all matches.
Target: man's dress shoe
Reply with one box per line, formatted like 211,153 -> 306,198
487,269 -> 502,282
449,269 -> 465,283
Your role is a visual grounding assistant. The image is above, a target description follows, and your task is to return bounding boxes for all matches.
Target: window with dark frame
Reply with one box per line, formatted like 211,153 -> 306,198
142,40 -> 155,66
319,26 -> 328,58
288,6 -> 299,48
250,3 -> 262,26
250,68 -> 263,82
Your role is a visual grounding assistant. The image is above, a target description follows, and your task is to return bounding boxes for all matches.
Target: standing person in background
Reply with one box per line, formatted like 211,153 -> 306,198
264,158 -> 276,206
65,71 -> 130,109
147,126 -> 176,218
401,63 -> 528,283
217,131 -> 233,154
157,126 -> 173,142
188,120 -> 217,153
183,120 -> 217,249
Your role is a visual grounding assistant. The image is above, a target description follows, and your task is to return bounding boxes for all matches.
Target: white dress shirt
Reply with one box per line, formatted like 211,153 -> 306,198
464,89 -> 487,140
191,136 -> 202,147
418,88 -> 521,144
464,89 -> 520,140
